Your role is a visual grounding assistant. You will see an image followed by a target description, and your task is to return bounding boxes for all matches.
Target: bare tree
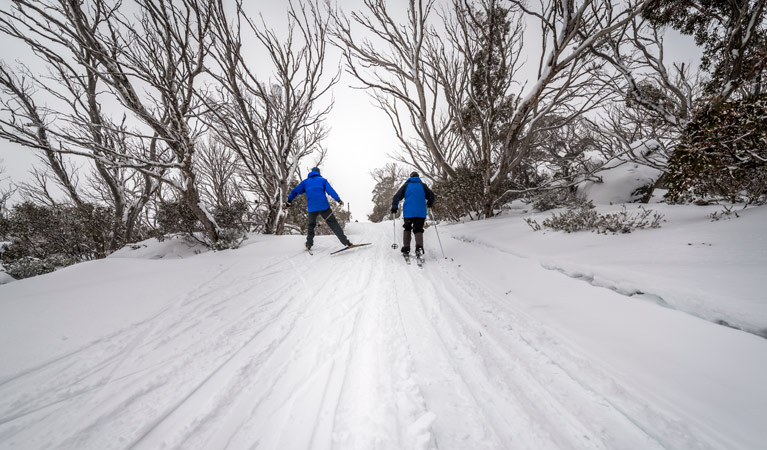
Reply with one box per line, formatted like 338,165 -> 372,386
195,138 -> 245,210
0,8 -> 161,250
0,159 -> 16,220
330,0 -> 460,179
38,0 -> 222,243
205,0 -> 336,235
477,0 -> 652,215
332,0 -> 650,217
582,15 -> 707,202
0,63 -> 86,208
594,18 -> 699,130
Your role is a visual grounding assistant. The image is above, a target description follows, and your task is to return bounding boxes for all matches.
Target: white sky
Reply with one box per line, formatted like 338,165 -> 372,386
0,0 -> 700,220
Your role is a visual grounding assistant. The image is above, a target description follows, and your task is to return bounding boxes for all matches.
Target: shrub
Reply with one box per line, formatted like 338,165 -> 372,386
665,95 -> 767,204
525,202 -> 664,234
4,254 -> 79,280
210,227 -> 248,250
0,202 -> 112,265
155,200 -> 202,237
529,188 -> 581,212
214,200 -> 249,230
154,200 -> 251,248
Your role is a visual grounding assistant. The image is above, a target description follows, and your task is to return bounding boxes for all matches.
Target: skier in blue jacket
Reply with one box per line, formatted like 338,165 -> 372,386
391,172 -> 435,257
285,167 -> 352,251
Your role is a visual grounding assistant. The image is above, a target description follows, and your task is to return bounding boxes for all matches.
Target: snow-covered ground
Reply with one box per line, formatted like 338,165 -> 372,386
1,203 -> 766,450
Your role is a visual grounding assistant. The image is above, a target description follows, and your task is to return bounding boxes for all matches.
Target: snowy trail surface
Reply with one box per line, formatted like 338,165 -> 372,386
1,221 -> 766,450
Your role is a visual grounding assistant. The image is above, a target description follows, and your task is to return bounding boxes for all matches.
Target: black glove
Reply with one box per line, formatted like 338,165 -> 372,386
338,200 -> 344,207
284,201 -> 292,208
391,207 -> 397,214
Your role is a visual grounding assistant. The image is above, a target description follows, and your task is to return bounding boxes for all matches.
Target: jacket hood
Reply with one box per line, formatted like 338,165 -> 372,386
308,169 -> 321,178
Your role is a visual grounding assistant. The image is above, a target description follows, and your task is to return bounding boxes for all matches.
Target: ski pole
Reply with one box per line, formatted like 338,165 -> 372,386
391,213 -> 398,249
428,208 -> 446,259
319,203 -> 340,225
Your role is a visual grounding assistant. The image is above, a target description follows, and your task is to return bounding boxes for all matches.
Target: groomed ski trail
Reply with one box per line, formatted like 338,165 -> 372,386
0,222 -> 755,449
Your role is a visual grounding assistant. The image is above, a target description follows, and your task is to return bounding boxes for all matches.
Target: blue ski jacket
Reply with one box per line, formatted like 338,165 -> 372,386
392,176 -> 435,218
288,169 -> 341,213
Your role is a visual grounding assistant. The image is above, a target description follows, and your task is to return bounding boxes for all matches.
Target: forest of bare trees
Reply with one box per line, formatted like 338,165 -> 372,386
1,0 -> 766,276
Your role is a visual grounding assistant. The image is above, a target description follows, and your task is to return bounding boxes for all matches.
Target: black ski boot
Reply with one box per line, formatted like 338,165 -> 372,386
415,246 -> 424,267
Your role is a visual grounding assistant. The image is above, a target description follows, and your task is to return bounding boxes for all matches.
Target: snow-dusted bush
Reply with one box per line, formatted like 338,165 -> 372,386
525,202 -> 664,234
4,254 -> 78,280
431,166 -> 487,221
0,202 -> 112,267
578,151 -> 664,205
431,165 -> 519,220
708,205 -> 744,222
155,200 -> 202,238
155,200 -> 251,249
665,95 -> 767,204
210,228 -> 248,251
529,188 -> 581,212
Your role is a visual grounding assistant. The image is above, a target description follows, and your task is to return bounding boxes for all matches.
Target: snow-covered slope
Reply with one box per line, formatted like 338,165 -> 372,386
1,207 -> 765,450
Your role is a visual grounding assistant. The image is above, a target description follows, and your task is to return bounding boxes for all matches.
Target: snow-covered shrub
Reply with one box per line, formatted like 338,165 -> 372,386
431,165 -> 518,220
431,166 -> 487,221
210,227 -> 247,250
708,205 -> 743,221
529,188 -> 581,212
213,201 -> 250,230
526,202 -> 664,234
4,254 -> 78,280
0,202 -> 112,269
665,95 -> 767,204
155,200 -> 252,246
155,200 -> 202,237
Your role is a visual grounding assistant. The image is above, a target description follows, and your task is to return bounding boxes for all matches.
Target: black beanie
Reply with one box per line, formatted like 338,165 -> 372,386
312,167 -> 321,175
410,171 -> 419,178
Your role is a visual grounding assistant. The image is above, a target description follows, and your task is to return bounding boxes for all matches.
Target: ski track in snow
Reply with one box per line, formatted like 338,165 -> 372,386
0,223 -> 745,449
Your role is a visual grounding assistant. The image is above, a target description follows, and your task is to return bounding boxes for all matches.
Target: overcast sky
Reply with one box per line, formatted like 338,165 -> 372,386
0,0 -> 700,220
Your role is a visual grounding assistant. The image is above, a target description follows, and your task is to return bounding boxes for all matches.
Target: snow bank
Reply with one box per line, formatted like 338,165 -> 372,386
108,236 -> 209,259
578,140 -> 664,205
449,203 -> 767,337
578,161 -> 663,204
0,271 -> 14,285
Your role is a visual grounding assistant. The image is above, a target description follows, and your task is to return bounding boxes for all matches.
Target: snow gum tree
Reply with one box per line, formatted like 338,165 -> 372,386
329,0 -> 462,181
61,0 -> 221,244
642,0 -> 767,103
0,0 -> 222,244
333,0 -> 652,218
206,0 -> 337,235
0,3 -> 163,251
635,1 -> 767,204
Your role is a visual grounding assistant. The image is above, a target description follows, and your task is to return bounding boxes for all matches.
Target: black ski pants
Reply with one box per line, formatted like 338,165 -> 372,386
402,216 -> 425,251
307,208 -> 350,248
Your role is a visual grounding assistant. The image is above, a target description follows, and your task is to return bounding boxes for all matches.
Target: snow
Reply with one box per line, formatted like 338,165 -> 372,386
578,162 -> 663,204
1,203 -> 766,450
0,271 -> 13,285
